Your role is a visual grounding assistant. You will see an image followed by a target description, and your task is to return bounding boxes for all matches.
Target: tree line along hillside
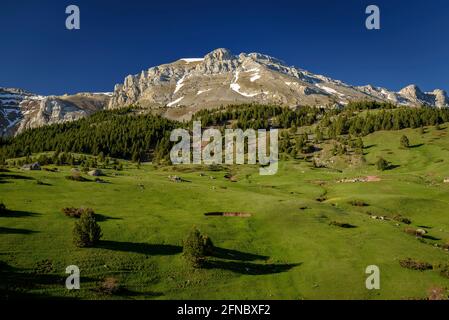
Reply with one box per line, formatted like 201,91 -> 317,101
1,102 -> 449,164
0,107 -> 179,163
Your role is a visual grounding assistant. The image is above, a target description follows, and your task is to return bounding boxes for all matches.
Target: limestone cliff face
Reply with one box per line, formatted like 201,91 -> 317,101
108,48 -> 449,121
0,89 -> 110,136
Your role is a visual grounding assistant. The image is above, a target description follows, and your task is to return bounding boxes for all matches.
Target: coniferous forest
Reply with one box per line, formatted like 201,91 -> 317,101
1,101 -> 449,164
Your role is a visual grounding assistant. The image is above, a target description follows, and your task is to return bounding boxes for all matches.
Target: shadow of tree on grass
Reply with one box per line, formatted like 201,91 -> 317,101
203,246 -> 300,275
94,214 -> 123,222
422,235 -> 441,241
0,174 -> 35,181
203,260 -> 301,275
98,240 -> 182,256
0,227 -> 39,235
211,247 -> 268,261
0,261 -> 94,300
0,210 -> 41,218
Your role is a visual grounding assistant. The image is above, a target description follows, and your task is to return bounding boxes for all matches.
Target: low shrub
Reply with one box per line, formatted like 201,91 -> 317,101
376,157 -> 389,171
0,202 -> 7,215
62,207 -> 94,218
97,277 -> 122,295
399,258 -> 433,271
439,264 -> 449,279
393,215 -> 412,225
427,286 -> 448,300
349,200 -> 369,207
73,211 -> 102,247
34,259 -> 54,274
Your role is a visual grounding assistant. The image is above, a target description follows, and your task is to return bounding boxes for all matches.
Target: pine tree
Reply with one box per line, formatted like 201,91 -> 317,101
376,157 -> 389,171
183,227 -> 206,268
400,135 -> 410,148
72,211 -> 102,247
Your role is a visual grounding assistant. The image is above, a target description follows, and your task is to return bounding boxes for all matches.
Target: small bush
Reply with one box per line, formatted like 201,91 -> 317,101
62,207 -> 94,218
97,277 -> 122,295
427,286 -> 448,300
183,227 -> 213,268
34,259 -> 54,274
329,221 -> 356,228
73,211 -> 102,247
439,264 -> 449,279
0,203 -> 7,215
376,157 -> 389,171
399,258 -> 433,271
400,135 -> 410,148
393,215 -> 412,225
349,200 -> 369,207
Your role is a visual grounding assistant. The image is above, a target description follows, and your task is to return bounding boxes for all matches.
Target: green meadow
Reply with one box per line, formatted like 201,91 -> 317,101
1,125 -> 449,300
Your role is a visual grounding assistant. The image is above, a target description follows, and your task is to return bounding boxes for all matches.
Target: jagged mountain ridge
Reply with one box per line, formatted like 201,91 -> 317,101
1,48 -> 448,135
0,88 -> 111,136
109,48 -> 449,120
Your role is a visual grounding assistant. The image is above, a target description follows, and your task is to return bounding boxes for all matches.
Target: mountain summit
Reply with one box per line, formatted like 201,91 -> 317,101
108,48 -> 449,120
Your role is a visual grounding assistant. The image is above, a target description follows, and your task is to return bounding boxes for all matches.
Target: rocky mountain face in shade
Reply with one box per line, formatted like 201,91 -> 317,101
108,48 -> 449,120
0,88 -> 110,136
2,48 -> 448,135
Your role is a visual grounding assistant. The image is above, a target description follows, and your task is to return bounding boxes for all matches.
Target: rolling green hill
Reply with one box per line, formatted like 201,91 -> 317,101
1,123 -> 449,300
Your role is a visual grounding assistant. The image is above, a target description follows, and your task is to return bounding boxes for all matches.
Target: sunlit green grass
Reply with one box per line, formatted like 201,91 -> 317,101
1,125 -> 449,300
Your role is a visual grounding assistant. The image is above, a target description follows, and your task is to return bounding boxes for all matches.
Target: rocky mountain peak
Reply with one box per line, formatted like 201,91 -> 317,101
399,84 -> 425,99
106,49 -> 449,118
204,48 -> 235,61
430,89 -> 449,108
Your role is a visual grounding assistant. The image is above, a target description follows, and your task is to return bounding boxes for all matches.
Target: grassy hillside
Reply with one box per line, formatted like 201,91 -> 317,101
1,124 -> 449,300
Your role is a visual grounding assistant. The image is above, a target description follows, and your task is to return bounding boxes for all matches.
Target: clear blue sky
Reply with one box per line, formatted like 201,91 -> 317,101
1,0 -> 448,95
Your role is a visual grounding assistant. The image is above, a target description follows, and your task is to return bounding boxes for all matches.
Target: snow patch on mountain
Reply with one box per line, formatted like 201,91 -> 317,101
197,89 -> 212,95
181,58 -> 204,63
230,71 -> 261,97
174,75 -> 186,94
167,96 -> 184,107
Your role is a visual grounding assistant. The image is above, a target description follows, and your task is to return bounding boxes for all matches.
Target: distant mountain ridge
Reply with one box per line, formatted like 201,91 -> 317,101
1,48 -> 448,135
0,89 -> 110,136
